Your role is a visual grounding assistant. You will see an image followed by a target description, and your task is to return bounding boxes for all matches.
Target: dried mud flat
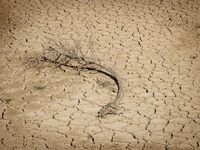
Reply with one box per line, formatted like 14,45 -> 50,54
0,0 -> 200,149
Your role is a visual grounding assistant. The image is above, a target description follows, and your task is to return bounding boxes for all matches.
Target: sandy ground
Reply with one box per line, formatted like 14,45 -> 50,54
0,0 -> 200,149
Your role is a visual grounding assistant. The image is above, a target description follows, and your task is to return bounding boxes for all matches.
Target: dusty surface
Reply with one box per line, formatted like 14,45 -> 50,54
0,0 -> 200,149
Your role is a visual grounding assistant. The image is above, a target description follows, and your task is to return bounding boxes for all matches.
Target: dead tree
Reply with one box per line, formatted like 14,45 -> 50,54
26,38 -> 123,118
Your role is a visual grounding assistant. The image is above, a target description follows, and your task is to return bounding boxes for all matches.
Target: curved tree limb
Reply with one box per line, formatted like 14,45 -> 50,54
26,39 -> 123,118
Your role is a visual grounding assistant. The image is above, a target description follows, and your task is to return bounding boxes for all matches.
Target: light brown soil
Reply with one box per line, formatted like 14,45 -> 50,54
0,0 -> 200,149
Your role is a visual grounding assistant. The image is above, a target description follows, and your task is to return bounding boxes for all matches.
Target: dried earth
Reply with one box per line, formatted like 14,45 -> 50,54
0,0 -> 200,149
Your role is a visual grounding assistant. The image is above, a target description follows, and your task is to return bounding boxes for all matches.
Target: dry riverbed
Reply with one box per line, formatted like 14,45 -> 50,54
0,0 -> 200,149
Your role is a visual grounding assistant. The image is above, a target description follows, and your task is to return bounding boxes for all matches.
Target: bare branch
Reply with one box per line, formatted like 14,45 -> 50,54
25,37 -> 123,118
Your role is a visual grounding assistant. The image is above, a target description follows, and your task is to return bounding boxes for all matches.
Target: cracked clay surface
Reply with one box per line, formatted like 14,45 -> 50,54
0,0 -> 200,149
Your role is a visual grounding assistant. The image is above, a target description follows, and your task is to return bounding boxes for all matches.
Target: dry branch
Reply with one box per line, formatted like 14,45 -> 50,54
26,38 -> 123,118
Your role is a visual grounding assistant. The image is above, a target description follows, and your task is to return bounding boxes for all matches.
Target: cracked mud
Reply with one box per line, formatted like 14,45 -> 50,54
0,0 -> 200,150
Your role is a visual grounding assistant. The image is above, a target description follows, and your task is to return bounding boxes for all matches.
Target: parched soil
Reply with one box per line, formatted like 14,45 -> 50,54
0,0 -> 200,149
